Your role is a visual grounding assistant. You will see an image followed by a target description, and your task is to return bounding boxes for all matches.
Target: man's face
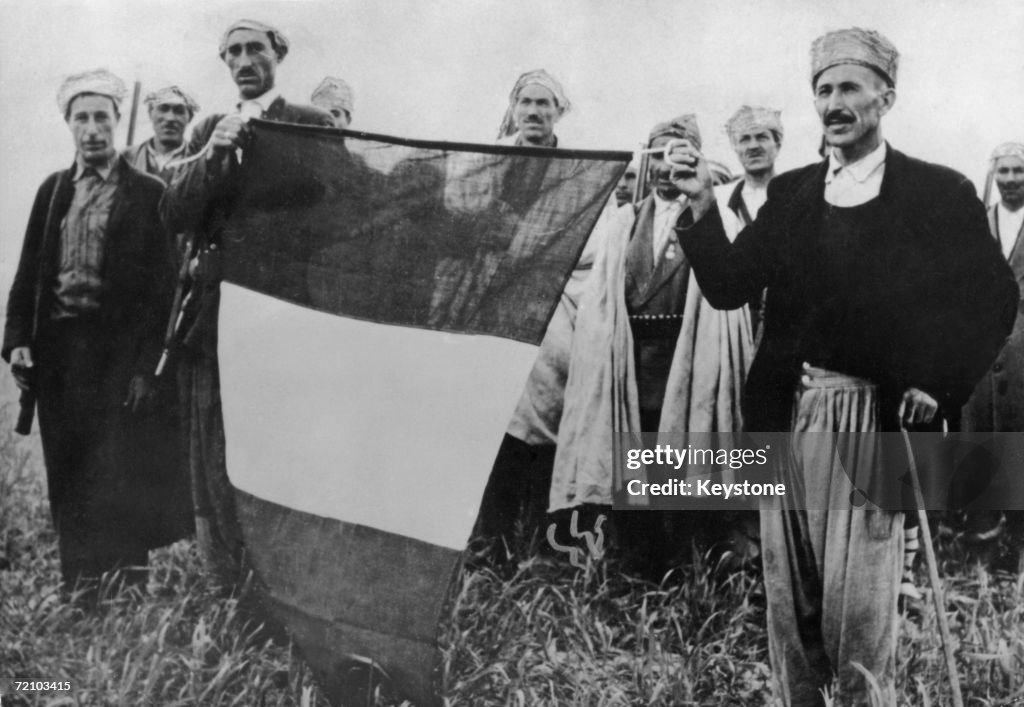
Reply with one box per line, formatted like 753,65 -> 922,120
732,127 -> 779,177
149,102 -> 190,148
313,100 -> 350,129
615,167 -> 637,206
224,28 -> 278,99
995,155 -> 1024,209
814,64 -> 894,155
68,94 -> 118,166
513,84 -> 560,146
648,135 -> 682,200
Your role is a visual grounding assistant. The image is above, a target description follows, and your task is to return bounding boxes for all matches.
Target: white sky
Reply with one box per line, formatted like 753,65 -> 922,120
2,0 -> 1023,290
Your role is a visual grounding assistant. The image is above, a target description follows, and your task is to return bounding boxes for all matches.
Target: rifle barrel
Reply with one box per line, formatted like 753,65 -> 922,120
126,80 -> 142,147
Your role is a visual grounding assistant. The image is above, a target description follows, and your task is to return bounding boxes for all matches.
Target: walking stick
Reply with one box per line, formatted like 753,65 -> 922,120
900,426 -> 965,707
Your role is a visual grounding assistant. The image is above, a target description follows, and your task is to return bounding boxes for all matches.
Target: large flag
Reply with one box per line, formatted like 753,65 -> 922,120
216,120 -> 629,704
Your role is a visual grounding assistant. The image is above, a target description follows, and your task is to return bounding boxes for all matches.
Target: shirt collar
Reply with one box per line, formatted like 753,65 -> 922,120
825,141 -> 887,185
998,201 -> 1024,220
145,138 -> 186,159
237,87 -> 283,118
513,132 -> 559,148
73,154 -> 116,182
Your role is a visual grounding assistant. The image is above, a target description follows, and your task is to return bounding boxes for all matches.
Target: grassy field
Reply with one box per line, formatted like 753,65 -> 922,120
2,405 -> 1024,706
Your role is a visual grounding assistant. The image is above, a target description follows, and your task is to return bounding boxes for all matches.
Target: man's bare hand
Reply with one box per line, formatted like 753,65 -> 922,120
187,244 -> 223,283
665,139 -> 715,219
898,387 -> 938,427
124,375 -> 155,413
209,114 -> 249,155
10,346 -> 33,391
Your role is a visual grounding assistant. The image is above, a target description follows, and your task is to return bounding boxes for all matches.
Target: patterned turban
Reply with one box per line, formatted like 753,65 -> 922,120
496,69 -> 571,139
144,85 -> 200,117
648,114 -> 702,151
311,77 -> 354,116
725,105 -> 783,144
991,142 -> 1024,164
219,19 -> 289,62
810,27 -> 899,88
57,69 -> 127,118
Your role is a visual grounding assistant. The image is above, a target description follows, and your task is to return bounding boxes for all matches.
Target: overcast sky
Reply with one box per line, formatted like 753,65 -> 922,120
2,0 -> 1023,294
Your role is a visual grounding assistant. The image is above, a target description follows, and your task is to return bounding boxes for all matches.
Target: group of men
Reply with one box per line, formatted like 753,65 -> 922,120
473,27 -> 1020,707
4,16 -> 1023,707
2,19 -> 351,595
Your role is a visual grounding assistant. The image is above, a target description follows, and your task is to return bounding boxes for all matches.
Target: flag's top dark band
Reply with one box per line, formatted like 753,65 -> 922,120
250,118 -> 634,162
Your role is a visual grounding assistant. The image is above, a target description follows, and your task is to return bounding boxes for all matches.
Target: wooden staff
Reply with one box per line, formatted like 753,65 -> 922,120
900,427 -> 964,707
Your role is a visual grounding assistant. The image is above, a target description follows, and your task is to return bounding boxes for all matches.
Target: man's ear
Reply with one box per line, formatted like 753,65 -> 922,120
878,87 -> 896,117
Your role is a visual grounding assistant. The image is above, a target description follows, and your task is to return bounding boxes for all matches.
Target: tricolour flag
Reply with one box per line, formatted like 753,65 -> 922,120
217,120 -> 629,704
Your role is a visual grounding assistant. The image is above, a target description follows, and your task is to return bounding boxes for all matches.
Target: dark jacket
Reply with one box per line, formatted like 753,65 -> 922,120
155,95 -> 333,587
161,97 -> 333,239
678,145 -> 1018,432
159,96 -> 333,353
3,156 -> 174,375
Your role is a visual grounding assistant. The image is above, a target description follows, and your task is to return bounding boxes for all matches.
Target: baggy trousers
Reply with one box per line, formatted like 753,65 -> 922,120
761,366 -> 903,707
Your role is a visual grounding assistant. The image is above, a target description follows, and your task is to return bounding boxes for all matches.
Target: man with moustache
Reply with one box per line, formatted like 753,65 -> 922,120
549,116 -> 752,577
668,29 -> 1016,705
161,19 -> 332,588
496,68 -> 568,148
4,70 -> 190,597
123,86 -> 200,184
311,76 -> 354,129
472,70 -> 581,558
962,142 -> 1024,568
716,105 -> 783,340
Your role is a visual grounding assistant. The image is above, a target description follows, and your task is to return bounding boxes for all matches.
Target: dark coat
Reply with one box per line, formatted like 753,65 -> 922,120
2,157 -> 191,575
677,145 -> 1018,432
962,204 -> 1024,431
4,157 -> 174,372
162,97 -> 334,242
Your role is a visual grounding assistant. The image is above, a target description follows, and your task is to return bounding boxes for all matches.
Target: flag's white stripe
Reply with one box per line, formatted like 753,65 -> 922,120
219,283 -> 538,550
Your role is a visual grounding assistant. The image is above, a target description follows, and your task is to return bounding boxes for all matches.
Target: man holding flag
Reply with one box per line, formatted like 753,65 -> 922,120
160,18 -> 332,589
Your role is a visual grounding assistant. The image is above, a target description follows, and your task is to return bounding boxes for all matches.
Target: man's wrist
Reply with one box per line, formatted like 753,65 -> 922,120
676,194 -> 716,230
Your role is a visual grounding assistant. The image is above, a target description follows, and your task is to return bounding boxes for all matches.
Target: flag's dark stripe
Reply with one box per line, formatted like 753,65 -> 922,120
261,591 -> 443,706
234,491 -> 459,703
236,489 -> 460,638
224,124 -> 624,345
252,117 -> 633,161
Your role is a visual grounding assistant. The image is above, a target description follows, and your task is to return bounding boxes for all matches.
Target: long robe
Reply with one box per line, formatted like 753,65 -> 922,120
3,158 -> 192,585
549,196 -> 754,510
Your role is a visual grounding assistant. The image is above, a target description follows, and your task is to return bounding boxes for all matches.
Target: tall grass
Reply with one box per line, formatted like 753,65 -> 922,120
1,396 -> 1022,706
